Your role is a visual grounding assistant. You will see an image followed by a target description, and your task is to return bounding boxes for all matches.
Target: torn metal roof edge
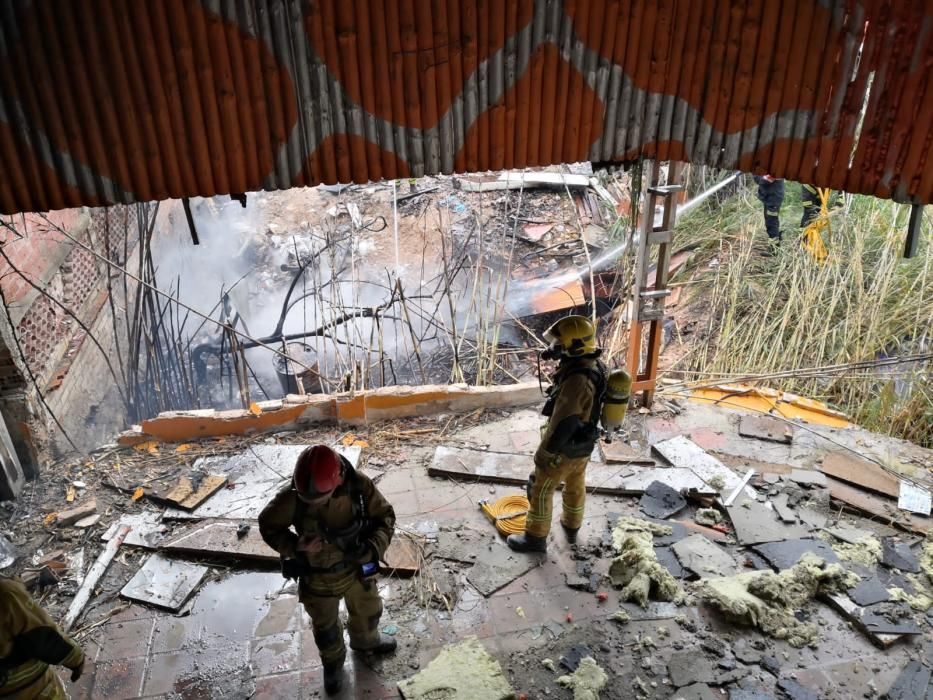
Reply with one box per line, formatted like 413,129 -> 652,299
1,1 -> 931,214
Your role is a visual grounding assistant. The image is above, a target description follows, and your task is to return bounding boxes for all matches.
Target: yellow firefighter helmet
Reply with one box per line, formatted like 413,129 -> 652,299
600,368 -> 632,432
542,315 -> 598,358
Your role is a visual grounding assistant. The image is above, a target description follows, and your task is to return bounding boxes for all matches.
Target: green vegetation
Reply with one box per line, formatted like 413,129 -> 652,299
669,178 -> 932,447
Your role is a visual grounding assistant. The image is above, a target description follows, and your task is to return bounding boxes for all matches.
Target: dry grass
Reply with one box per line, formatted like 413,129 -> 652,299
669,180 -> 933,447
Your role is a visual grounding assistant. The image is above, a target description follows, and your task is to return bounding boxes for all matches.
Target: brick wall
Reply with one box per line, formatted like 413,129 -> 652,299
0,205 -> 142,469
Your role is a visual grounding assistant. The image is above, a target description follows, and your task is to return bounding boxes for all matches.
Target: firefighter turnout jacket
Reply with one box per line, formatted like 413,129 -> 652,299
0,576 -> 84,699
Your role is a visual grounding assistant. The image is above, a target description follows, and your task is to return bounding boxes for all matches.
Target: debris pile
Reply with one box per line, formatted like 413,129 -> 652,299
608,517 -> 682,607
699,553 -> 858,647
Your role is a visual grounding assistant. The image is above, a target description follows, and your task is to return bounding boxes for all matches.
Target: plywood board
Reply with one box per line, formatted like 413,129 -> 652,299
383,531 -> 425,577
826,477 -> 930,535
428,446 -> 688,496
160,520 -> 277,562
163,445 -> 360,521
120,554 -> 209,612
599,441 -> 655,466
160,474 -> 228,510
820,453 -> 899,498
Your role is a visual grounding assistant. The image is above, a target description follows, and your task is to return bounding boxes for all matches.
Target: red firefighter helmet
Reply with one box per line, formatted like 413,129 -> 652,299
293,445 -> 343,498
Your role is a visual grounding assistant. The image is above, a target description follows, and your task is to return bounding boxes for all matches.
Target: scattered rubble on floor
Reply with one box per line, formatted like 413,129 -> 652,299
397,636 -> 514,700
557,656 -> 608,700
694,508 -> 722,527
699,553 -> 859,647
1,397 -> 931,698
609,517 -> 682,607
830,532 -> 883,567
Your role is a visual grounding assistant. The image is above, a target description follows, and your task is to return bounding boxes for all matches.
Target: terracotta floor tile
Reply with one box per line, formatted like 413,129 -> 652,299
94,617 -> 155,662
91,657 -> 147,700
250,630 -> 302,676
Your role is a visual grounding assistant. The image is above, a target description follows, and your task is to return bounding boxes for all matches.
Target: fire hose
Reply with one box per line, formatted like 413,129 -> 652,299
479,495 -> 531,536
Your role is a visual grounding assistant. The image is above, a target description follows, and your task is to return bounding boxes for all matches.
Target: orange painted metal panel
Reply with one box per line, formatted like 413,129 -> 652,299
0,0 -> 931,214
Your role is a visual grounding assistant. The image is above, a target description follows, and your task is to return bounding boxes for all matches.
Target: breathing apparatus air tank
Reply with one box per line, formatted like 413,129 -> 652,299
600,368 -> 632,434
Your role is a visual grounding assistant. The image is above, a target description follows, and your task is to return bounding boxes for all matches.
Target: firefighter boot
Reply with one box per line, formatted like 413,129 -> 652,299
507,532 -> 547,552
561,523 -> 580,544
323,665 -> 344,695
352,632 -> 397,655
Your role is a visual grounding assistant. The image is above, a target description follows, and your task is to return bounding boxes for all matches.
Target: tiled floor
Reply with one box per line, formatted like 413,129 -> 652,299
55,415 -> 929,699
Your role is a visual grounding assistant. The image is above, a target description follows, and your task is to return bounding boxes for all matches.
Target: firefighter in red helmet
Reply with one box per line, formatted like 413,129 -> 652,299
259,445 -> 396,695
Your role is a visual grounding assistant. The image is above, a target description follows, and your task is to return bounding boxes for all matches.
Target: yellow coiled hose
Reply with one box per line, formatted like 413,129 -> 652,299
479,494 -> 530,536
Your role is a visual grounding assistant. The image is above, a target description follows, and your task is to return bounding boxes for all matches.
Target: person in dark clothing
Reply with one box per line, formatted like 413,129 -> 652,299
800,183 -> 821,228
754,174 -> 785,241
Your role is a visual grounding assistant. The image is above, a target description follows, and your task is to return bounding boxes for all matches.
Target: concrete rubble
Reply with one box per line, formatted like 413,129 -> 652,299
0,397 -> 930,698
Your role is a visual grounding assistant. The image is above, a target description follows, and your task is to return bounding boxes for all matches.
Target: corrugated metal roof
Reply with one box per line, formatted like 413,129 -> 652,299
0,0 -> 931,214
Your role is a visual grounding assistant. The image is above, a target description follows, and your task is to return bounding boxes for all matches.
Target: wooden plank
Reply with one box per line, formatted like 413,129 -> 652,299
821,453 -> 900,498
55,500 -> 97,527
738,415 -> 793,444
428,446 -> 712,496
161,520 -> 277,561
826,477 -> 930,535
162,474 -> 228,510
599,441 -> 655,466
382,531 -> 424,577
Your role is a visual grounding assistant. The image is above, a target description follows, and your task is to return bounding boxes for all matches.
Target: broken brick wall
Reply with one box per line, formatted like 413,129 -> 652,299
0,206 -> 138,479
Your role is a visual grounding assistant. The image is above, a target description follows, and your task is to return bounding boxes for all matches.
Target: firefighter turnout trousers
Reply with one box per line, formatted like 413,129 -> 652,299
524,450 -> 590,539
299,571 -> 383,669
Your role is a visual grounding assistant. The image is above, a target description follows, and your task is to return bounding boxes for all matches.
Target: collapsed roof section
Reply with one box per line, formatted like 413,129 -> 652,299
1,0 -> 932,214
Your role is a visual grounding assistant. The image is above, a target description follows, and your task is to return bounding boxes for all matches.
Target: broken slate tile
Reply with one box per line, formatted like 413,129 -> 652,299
672,534 -> 737,578
675,683 -> 719,700
787,469 -> 827,488
730,689 -> 774,700
848,576 -> 891,607
881,538 -> 921,574
760,656 -> 782,677
796,506 -> 828,530
436,528 -> 497,564
859,603 -> 922,636
558,644 -> 593,673
882,660 -> 931,700
715,667 -> 750,685
733,644 -> 762,665
827,524 -> 874,545
640,480 -> 687,519
465,545 -> 538,597
776,678 -> 819,700
771,493 -> 798,523
726,493 -> 810,545
752,538 -> 839,570
655,546 -> 688,579
646,519 -> 688,547
667,650 -> 716,687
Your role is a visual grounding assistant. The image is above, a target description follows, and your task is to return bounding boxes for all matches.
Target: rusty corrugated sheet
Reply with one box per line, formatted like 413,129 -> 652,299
0,0 -> 931,214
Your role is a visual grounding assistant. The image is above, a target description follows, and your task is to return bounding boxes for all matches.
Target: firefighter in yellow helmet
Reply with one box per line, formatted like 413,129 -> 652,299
0,573 -> 85,699
258,445 -> 397,695
508,315 -> 610,553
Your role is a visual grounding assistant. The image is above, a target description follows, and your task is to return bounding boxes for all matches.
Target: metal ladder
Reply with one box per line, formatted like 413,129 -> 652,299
626,161 -> 684,406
